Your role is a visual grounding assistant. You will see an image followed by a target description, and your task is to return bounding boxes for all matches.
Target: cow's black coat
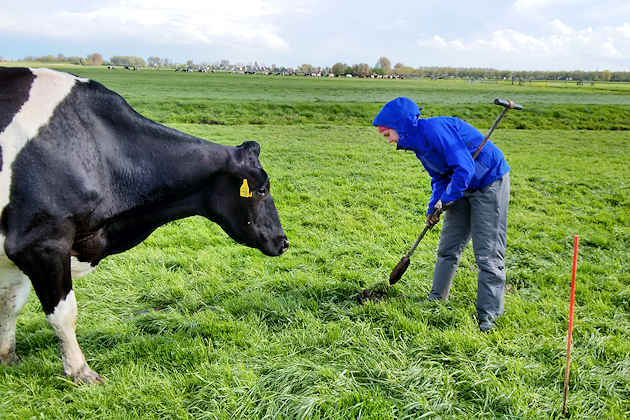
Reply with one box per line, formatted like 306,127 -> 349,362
0,68 -> 36,171
0,68 -> 288,382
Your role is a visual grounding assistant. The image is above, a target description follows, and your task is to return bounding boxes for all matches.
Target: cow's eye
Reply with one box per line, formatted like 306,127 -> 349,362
257,188 -> 266,197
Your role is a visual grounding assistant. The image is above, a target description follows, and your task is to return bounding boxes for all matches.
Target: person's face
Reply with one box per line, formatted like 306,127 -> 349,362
380,128 -> 399,144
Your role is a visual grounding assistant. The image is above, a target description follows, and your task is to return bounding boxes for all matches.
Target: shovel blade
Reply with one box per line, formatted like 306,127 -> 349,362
389,256 -> 410,285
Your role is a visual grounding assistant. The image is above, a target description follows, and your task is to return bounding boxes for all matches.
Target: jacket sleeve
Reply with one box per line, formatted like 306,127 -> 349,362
431,125 -> 475,204
411,151 -> 449,215
428,175 -> 450,214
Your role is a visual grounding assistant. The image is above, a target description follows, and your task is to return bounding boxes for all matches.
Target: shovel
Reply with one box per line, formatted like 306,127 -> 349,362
389,209 -> 442,285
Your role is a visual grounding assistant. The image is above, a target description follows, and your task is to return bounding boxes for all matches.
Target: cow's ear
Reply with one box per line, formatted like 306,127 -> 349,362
235,141 -> 261,168
240,141 -> 261,156
235,166 -> 268,194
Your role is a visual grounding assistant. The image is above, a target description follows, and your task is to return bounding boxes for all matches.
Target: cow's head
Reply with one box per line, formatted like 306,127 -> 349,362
206,141 -> 288,256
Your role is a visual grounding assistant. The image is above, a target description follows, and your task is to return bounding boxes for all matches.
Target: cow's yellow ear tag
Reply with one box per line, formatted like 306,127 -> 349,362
240,179 -> 253,198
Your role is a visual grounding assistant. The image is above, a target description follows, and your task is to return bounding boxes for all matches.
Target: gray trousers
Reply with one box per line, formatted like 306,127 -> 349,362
428,173 -> 510,323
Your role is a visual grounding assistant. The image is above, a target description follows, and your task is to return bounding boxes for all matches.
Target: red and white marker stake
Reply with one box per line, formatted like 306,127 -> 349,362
562,235 -> 579,417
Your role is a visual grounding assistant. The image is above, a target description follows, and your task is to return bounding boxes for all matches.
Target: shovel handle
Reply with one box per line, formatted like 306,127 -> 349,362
406,225 -> 429,257
406,208 -> 442,257
472,99 -> 524,160
494,98 -> 523,110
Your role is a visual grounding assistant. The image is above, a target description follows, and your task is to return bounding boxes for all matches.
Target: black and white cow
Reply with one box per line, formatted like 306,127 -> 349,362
0,67 -> 289,383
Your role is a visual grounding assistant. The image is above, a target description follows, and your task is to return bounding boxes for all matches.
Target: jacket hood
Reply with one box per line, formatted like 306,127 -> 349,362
372,97 -> 422,136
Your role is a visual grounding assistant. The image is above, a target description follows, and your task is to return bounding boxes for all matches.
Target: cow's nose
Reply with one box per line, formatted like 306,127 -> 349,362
281,237 -> 289,254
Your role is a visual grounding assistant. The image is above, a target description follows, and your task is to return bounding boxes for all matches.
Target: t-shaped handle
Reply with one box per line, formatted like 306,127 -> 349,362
494,98 -> 523,110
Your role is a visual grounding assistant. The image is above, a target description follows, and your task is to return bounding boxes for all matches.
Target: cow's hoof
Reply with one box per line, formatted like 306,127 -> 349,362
0,352 -> 19,365
69,367 -> 105,385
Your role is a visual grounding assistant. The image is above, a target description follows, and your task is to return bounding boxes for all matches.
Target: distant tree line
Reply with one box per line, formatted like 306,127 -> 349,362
8,53 -> 630,82
15,53 -> 143,68
110,56 -> 146,67
17,53 -> 103,66
392,66 -> 629,82
328,57 -> 630,82
147,57 -> 175,68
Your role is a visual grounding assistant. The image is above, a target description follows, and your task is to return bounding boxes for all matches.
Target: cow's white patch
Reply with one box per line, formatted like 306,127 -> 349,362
0,266 -> 31,362
0,68 -> 88,212
70,257 -> 96,279
46,290 -> 88,376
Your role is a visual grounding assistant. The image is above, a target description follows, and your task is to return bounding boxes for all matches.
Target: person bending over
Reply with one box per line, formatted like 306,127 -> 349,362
373,97 -> 510,332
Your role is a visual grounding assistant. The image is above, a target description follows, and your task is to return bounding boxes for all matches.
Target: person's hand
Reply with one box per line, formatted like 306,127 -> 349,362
434,199 -> 454,212
426,211 -> 441,229
426,199 -> 455,229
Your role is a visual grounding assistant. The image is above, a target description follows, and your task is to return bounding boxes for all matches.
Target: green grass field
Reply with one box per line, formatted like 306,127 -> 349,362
1,66 -> 629,419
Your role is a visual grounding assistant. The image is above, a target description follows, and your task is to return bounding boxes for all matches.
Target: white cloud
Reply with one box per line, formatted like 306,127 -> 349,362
2,0 -> 629,70
513,0 -> 584,12
617,22 -> 630,36
0,0 -> 289,51
417,20 -> 630,63
549,19 -> 574,36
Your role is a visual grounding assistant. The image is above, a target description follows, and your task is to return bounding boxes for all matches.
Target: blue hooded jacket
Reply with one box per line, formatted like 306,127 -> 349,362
373,97 -> 510,213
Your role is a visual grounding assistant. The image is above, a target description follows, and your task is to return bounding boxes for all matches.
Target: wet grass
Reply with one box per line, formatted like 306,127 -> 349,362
0,67 -> 629,419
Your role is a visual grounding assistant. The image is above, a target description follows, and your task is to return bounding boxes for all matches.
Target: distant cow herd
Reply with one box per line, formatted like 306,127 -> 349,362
105,66 -> 403,78
107,66 -> 141,71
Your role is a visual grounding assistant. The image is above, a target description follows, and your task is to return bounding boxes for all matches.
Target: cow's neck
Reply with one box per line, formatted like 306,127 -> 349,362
109,119 -> 230,207
100,191 -> 209,258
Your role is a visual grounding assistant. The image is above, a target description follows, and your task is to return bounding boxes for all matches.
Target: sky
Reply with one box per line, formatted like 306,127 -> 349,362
1,0 -> 629,72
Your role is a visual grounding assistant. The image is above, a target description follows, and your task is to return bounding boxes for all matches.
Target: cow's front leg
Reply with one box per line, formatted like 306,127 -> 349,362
46,289 -> 103,384
0,268 -> 31,364
6,230 -> 103,384
46,290 -> 103,383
